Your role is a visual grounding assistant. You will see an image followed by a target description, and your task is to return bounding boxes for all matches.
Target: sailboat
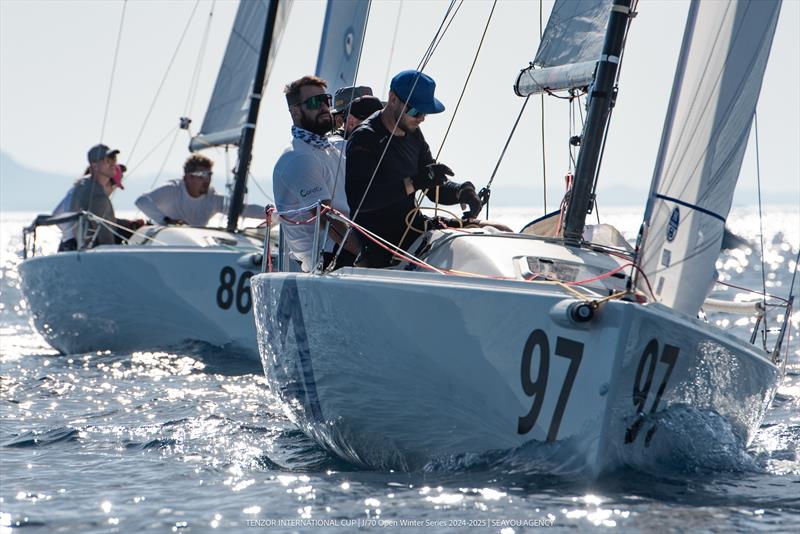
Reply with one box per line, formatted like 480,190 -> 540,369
250,0 -> 795,475
18,0 -> 369,358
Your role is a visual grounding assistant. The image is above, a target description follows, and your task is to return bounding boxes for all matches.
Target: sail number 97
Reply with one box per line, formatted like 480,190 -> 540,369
624,339 -> 679,446
517,329 -> 584,441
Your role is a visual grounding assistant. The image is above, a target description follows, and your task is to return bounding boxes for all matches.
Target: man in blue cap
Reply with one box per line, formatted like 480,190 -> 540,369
345,70 -> 482,267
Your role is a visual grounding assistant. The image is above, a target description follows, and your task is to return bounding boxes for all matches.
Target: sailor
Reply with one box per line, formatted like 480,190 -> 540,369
345,70 -> 482,267
135,154 -> 264,226
272,75 -> 361,271
329,95 -> 384,151
64,144 -> 139,249
330,85 -> 373,132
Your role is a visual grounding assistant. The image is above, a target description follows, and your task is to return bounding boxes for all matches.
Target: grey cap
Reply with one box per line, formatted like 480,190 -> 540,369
332,85 -> 373,114
87,144 -> 120,163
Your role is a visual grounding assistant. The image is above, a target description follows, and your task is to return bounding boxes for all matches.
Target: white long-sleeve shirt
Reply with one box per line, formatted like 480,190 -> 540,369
135,179 -> 264,226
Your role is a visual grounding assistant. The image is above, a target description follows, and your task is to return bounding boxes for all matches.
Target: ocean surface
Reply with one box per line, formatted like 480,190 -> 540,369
1,207 -> 798,533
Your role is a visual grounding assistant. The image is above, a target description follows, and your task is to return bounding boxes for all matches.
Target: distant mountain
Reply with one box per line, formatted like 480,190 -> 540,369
0,151 -> 795,214
0,151 -> 157,212
0,151 -> 269,214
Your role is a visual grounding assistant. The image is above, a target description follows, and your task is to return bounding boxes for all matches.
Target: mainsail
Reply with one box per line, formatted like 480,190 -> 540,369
190,0 -> 292,151
514,0 -> 612,96
638,0 -> 781,316
314,0 -> 370,95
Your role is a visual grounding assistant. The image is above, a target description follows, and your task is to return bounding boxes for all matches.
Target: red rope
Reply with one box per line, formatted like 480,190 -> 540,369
564,262 -> 632,286
716,279 -> 790,305
265,206 -> 274,273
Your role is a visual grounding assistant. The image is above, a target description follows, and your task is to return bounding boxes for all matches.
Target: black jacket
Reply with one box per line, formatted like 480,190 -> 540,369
345,112 -> 462,251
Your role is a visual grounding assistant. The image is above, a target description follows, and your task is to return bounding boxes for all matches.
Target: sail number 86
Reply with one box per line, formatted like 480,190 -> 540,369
216,266 -> 254,314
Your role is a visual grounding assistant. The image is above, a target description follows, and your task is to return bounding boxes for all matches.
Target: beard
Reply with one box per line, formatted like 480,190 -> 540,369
398,115 -> 420,134
300,110 -> 333,136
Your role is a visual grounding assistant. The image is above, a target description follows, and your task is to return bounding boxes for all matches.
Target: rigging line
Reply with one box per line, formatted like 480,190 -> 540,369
588,2 -> 638,221
382,0 -> 404,96
422,0 -> 465,71
330,0 -> 373,203
126,0 -> 201,164
400,0 -> 464,233
486,96 -> 532,193
100,0 -> 128,142
434,0 -> 497,161
540,0 -> 547,214
754,112 -> 768,313
789,248 -> 800,300
348,0 -> 463,226
247,170 -> 275,204
337,1 -> 463,268
148,125 -> 183,189
568,93 -> 575,172
125,124 -> 180,178
417,0 -> 460,71
658,1 -> 771,200
185,0 -> 216,116
328,1 -> 374,269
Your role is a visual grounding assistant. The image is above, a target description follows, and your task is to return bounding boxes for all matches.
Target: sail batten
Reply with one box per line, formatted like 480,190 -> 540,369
190,0 -> 292,152
638,0 -> 781,315
515,0 -> 612,96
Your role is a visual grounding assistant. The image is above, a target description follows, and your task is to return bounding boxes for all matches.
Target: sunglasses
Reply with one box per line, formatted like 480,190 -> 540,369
398,97 -> 425,118
188,170 -> 212,179
296,93 -> 332,110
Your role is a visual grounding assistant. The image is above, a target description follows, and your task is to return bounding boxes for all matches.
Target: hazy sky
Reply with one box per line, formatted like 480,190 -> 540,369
1,0 -> 798,211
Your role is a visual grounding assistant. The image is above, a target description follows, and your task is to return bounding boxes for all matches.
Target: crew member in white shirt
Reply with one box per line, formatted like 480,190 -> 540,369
272,75 -> 361,271
135,154 -> 264,226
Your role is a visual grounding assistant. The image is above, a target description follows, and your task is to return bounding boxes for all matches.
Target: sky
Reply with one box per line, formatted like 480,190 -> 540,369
1,0 -> 798,213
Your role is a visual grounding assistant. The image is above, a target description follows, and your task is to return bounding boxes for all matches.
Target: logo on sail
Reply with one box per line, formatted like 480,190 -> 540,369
666,207 -> 680,242
344,29 -> 354,57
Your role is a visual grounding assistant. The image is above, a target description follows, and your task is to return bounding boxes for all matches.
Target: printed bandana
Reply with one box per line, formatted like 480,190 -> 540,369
292,126 -> 333,150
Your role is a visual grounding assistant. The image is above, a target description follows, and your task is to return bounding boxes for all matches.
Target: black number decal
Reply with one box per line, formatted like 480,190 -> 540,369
518,330 -> 549,435
625,340 -> 680,445
216,266 -> 236,310
216,267 -> 254,314
236,271 -> 254,314
518,330 -> 584,441
548,337 -> 584,442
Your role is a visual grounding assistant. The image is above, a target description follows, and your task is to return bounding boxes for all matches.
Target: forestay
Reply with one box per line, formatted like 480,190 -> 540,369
190,0 -> 292,151
638,0 -> 781,316
314,0 -> 370,96
514,0 -> 612,96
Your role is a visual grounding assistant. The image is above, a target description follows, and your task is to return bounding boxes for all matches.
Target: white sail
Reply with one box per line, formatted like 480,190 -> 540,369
514,0 -> 612,96
190,0 -> 292,151
314,0 -> 370,95
638,0 -> 781,316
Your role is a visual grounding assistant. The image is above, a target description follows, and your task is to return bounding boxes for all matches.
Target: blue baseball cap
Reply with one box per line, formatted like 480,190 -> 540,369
390,70 -> 445,115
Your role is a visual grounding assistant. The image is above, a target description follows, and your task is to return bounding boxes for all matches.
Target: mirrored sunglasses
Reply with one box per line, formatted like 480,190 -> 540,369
398,97 -> 425,118
188,170 -> 213,179
297,93 -> 332,110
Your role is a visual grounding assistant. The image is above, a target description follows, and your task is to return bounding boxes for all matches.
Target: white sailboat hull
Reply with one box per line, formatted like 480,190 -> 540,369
20,244 -> 262,357
252,269 -> 779,475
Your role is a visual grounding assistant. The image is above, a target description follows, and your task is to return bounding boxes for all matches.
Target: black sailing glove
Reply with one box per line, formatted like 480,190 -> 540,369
458,181 -> 482,219
411,162 -> 454,191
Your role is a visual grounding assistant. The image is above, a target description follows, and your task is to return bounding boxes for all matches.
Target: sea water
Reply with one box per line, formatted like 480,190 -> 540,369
1,207 -> 798,532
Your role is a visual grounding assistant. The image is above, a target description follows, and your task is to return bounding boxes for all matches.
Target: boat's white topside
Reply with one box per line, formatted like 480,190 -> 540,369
251,227 -> 779,475
19,224 -> 276,356
127,224 -> 271,250
391,228 -> 633,297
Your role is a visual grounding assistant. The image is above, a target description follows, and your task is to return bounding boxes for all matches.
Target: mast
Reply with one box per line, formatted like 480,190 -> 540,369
562,0 -> 632,241
226,0 -> 281,232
